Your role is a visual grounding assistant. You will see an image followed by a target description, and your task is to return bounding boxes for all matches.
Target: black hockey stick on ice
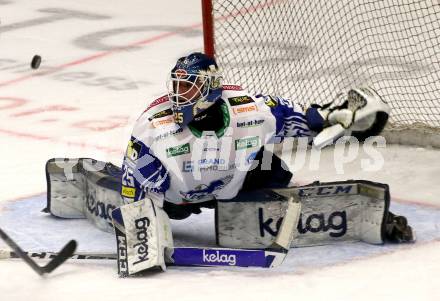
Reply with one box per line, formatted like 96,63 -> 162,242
0,227 -> 77,276
0,250 -> 116,261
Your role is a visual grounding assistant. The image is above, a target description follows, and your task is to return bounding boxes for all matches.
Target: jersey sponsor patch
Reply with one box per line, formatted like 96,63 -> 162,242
152,116 -> 174,128
166,143 -> 190,157
121,186 -> 136,198
232,104 -> 258,115
235,136 -> 260,150
227,96 -> 254,107
236,119 -> 264,128
150,108 -> 173,120
182,159 -> 233,172
153,127 -> 183,141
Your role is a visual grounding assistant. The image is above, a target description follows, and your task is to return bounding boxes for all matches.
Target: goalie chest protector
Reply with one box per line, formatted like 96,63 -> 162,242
135,87 -> 278,204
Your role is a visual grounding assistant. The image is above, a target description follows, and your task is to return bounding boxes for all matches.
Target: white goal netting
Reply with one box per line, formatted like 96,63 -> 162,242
207,0 -> 440,131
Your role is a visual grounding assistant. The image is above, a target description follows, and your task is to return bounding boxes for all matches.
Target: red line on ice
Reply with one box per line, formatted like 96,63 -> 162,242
0,22 -> 202,88
0,128 -> 122,154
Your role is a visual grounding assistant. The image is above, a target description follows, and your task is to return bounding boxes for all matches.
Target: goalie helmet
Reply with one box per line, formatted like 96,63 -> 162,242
167,52 -> 223,126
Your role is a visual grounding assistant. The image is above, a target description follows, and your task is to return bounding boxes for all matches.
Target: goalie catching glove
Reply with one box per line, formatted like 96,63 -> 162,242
306,87 -> 390,147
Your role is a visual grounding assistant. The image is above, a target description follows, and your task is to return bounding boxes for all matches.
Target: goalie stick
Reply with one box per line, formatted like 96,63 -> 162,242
0,195 -> 301,269
0,227 -> 77,276
170,194 -> 300,268
172,194 -> 300,268
0,250 -> 116,261
0,247 -> 281,268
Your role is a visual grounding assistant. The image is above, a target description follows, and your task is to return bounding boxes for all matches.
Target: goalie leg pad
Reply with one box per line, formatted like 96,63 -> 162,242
216,180 -> 392,248
45,158 -> 124,232
112,198 -> 173,276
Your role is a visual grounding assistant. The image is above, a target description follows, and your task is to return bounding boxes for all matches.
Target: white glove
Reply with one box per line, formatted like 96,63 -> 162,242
320,107 -> 354,129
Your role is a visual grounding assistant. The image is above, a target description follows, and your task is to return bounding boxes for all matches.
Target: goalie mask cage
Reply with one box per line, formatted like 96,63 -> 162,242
202,0 -> 440,147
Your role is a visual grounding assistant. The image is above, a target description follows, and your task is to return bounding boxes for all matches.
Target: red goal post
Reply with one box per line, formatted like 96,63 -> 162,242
201,0 -> 440,147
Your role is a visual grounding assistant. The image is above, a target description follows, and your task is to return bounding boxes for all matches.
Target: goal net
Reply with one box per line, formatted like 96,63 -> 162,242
202,0 -> 440,146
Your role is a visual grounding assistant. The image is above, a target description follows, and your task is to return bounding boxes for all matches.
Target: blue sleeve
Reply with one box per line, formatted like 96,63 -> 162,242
120,136 -> 170,203
257,94 -> 317,140
305,105 -> 325,132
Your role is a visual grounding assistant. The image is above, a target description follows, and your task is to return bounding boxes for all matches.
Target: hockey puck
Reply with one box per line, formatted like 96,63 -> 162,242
31,55 -> 41,69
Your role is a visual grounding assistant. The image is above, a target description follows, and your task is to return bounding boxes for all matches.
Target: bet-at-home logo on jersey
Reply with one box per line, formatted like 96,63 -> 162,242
235,136 -> 260,150
166,143 -> 191,157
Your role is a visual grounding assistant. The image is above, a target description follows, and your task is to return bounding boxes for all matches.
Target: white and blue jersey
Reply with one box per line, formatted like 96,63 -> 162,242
120,85 -> 317,205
